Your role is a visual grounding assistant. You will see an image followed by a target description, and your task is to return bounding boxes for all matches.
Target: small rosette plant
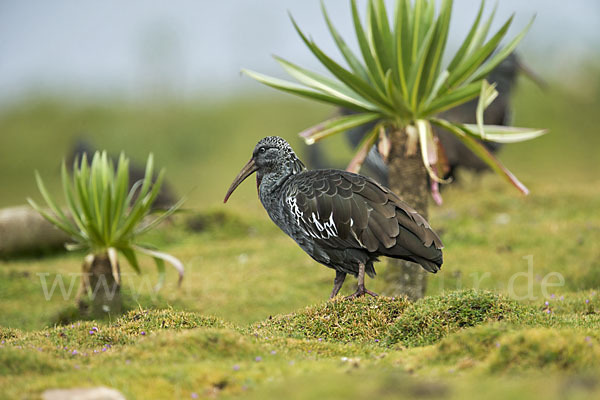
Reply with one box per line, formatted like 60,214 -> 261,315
28,151 -> 184,308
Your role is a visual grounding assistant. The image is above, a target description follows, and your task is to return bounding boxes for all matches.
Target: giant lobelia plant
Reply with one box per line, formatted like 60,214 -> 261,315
28,151 -> 184,316
243,0 -> 547,299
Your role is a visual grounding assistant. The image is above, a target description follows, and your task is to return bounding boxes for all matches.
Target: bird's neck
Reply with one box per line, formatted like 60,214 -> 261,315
258,158 -> 306,205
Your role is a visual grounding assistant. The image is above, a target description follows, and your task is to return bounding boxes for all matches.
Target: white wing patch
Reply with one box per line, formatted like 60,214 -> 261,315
286,196 -> 339,240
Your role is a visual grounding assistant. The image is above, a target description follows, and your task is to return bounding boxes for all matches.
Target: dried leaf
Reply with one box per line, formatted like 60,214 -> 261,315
377,126 -> 391,162
405,125 -> 419,156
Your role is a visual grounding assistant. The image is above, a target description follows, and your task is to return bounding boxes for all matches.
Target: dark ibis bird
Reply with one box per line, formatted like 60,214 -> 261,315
224,136 -> 443,299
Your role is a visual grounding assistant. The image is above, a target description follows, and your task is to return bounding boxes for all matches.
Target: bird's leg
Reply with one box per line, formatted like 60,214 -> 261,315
346,262 -> 379,299
329,271 -> 346,299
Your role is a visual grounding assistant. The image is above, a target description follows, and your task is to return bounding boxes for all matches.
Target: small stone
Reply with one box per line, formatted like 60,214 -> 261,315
42,387 -> 126,400
495,213 -> 510,225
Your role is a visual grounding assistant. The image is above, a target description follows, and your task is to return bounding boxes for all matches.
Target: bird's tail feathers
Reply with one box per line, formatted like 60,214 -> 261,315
410,256 -> 442,273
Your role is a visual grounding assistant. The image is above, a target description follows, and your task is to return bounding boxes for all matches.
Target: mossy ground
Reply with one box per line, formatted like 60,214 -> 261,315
1,77 -> 600,398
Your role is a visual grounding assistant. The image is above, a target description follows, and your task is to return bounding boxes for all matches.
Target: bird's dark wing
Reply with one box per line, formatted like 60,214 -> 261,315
285,170 -> 443,267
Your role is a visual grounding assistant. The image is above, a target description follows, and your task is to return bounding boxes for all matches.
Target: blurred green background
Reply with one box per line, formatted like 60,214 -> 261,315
1,76 -> 598,212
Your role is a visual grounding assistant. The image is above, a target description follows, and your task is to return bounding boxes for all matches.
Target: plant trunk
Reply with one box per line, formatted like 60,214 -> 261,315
78,253 -> 122,317
382,127 -> 430,300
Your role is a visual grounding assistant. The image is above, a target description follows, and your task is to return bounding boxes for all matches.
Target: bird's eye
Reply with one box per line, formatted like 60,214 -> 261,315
259,147 -> 266,153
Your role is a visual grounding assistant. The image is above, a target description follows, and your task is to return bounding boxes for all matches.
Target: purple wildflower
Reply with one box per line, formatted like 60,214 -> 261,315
560,296 -> 565,301
270,350 -> 277,355
191,393 -> 199,399
545,309 -> 551,314
585,336 -> 592,343
586,299 -> 590,304
71,350 -> 78,355
140,331 -> 146,336
233,364 -> 240,371
318,338 -> 323,342
74,365 -> 80,370
550,294 -> 556,299
375,339 -> 380,343
544,301 -> 549,306
89,330 -> 95,335
495,342 -> 501,348
255,356 -> 262,362
92,327 -> 98,332
126,359 -> 131,364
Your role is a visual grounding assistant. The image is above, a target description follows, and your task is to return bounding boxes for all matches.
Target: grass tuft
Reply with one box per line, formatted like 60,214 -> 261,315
249,296 -> 410,343
1,309 -> 227,353
385,290 -> 541,347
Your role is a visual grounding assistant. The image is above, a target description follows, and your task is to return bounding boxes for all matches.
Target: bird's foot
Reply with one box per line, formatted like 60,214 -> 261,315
345,285 -> 379,300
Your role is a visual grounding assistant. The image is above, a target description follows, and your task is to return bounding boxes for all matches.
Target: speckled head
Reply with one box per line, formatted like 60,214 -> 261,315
251,136 -> 299,170
224,136 -> 305,203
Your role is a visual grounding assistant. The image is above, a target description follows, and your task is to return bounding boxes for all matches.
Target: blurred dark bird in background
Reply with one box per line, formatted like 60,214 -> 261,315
67,138 -> 178,210
305,53 -> 543,187
224,136 -> 443,299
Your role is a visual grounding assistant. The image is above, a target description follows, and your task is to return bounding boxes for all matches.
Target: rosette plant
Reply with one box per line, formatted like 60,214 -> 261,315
28,151 -> 184,316
243,0 -> 546,299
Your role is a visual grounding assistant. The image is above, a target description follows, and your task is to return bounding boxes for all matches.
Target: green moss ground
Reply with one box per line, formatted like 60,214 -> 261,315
1,76 -> 600,398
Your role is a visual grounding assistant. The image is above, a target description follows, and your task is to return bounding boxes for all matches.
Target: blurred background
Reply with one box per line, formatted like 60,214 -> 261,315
0,0 -> 599,209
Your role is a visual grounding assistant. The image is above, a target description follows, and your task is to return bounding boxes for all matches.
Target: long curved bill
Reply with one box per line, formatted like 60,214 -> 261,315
224,158 -> 258,203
